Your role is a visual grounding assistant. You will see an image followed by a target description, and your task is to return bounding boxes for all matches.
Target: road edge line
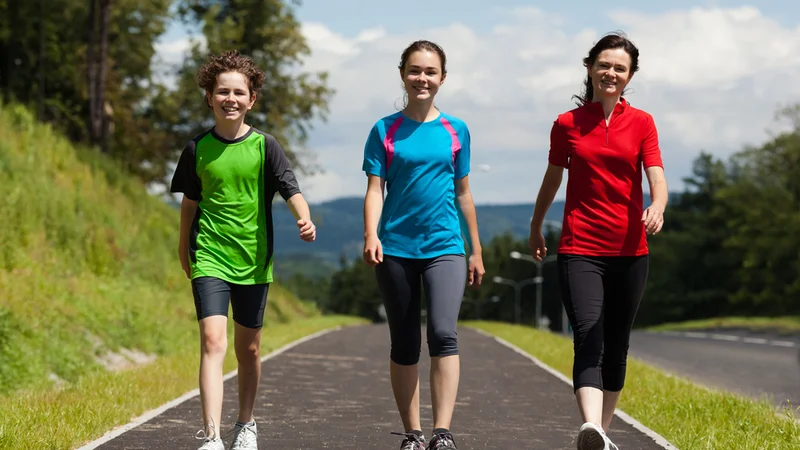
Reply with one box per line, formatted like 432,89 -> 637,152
76,326 -> 342,450
470,327 -> 679,450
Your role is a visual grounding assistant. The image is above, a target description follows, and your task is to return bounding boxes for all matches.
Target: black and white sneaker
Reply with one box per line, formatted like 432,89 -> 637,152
427,431 -> 457,450
392,431 -> 426,450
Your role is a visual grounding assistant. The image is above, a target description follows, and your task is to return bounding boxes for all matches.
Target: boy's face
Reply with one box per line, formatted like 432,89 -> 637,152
207,71 -> 256,123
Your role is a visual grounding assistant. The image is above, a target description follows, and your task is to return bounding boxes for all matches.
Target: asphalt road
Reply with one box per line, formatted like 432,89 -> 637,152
629,329 -> 800,407
80,324 -> 673,449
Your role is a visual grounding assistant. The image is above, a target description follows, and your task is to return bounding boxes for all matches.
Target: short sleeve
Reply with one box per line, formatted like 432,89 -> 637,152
169,141 -> 201,201
641,115 -> 664,168
548,117 -> 569,168
264,134 -> 301,200
454,125 -> 471,180
361,124 -> 386,179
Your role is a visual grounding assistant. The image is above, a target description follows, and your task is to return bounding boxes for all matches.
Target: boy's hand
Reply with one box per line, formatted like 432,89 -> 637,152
297,219 -> 316,242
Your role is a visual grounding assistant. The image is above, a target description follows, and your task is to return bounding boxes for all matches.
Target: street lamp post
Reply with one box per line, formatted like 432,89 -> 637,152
461,295 -> 502,320
509,250 -> 564,332
492,275 -> 538,325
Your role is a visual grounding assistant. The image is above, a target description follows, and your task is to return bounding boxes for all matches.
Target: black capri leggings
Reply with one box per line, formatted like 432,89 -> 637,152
557,253 -> 649,392
375,254 -> 467,365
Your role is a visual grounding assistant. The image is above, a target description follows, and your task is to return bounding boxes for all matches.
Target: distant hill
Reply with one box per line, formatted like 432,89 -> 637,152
270,197 -> 560,267
269,194 -> 670,276
168,193 -> 673,277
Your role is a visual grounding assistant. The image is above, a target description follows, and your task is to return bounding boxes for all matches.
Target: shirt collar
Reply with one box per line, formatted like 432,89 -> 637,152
586,97 -> 629,115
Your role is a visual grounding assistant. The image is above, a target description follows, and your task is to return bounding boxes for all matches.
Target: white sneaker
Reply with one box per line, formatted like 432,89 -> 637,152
576,422 -> 618,450
197,436 -> 225,450
196,418 -> 225,450
229,421 -> 258,450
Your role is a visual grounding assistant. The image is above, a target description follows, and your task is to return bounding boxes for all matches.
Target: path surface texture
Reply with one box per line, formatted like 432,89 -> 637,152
81,324 -> 675,449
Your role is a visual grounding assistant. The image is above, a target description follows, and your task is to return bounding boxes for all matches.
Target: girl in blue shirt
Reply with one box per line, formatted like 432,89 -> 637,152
361,39 -> 485,450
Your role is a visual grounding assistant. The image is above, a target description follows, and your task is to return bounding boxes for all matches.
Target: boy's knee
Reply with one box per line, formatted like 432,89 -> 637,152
201,332 -> 227,356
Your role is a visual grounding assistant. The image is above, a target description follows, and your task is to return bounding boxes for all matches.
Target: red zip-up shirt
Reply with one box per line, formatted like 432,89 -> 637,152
548,98 -> 663,256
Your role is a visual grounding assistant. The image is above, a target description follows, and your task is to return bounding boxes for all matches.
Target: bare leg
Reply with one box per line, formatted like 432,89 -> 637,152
430,355 -> 460,430
575,386 -> 604,426
601,390 -> 621,432
233,322 -> 262,423
391,361 -> 422,432
199,316 -> 228,436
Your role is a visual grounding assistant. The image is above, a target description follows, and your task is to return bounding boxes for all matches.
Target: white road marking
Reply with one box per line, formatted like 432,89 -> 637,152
646,331 -> 798,348
711,334 -> 741,342
471,328 -> 678,449
75,327 -> 343,450
684,332 -> 709,339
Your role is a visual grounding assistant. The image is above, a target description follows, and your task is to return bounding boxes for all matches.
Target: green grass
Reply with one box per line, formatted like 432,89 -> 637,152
467,321 -> 800,450
645,316 -> 800,334
0,315 -> 366,450
0,101 -> 368,448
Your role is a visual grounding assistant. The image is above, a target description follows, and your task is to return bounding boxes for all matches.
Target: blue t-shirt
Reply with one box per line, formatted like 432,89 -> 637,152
362,110 -> 471,259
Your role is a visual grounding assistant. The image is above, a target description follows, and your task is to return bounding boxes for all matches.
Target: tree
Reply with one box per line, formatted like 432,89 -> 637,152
717,105 -> 800,314
0,0 -> 173,165
157,0 -> 334,183
87,0 -> 112,152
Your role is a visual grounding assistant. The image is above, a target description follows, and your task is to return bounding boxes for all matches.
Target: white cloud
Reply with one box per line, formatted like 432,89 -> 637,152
609,7 -> 800,87
152,6 -> 800,205
291,6 -> 800,204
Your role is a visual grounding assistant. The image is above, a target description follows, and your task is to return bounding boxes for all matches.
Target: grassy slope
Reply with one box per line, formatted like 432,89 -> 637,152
467,321 -> 800,450
0,103 -> 365,448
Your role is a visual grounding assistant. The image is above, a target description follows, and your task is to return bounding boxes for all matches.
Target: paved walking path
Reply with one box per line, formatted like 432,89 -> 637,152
79,324 -> 675,449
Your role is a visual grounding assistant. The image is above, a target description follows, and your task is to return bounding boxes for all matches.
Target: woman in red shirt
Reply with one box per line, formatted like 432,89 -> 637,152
528,31 -> 668,450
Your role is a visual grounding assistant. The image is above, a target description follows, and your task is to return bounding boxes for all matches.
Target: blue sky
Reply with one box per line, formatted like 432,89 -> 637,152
156,1 -> 800,205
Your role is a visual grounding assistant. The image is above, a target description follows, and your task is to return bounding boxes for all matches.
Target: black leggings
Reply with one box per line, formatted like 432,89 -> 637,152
557,254 -> 649,392
375,254 -> 467,365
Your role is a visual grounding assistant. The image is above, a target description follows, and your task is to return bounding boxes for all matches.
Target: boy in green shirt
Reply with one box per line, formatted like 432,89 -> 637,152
170,49 -> 317,450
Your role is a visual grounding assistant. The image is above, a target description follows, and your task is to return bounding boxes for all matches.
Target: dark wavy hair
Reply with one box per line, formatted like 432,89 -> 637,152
573,31 -> 640,106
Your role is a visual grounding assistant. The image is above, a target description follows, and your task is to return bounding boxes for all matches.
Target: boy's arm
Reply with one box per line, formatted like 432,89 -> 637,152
262,136 -> 315,241
169,141 -> 201,277
179,197 -> 198,259
263,135 -> 302,199
286,193 -> 311,222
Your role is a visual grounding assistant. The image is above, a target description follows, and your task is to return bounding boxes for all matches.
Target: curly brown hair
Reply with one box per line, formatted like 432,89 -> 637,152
196,50 -> 266,102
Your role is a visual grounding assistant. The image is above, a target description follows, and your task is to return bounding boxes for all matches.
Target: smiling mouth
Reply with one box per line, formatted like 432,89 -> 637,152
222,106 -> 239,112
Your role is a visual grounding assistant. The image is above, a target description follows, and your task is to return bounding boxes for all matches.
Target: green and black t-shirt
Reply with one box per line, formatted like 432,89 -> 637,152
170,126 -> 301,284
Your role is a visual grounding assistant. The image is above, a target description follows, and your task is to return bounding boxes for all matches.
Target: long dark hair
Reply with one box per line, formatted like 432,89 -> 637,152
572,31 -> 640,106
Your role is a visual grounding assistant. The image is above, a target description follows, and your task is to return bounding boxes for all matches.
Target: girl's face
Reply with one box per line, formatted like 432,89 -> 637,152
207,71 -> 255,122
401,50 -> 445,103
589,48 -> 633,100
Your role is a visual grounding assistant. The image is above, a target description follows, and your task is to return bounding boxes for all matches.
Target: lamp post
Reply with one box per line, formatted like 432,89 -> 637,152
509,250 -> 564,332
492,275 -> 539,325
461,295 -> 501,320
